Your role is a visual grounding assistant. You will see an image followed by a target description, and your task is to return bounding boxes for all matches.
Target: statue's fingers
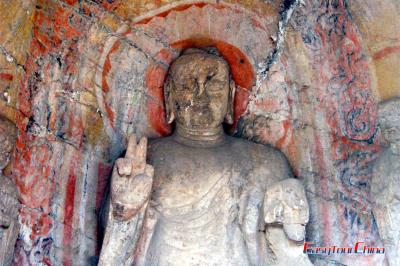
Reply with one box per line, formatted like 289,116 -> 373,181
130,173 -> 153,196
129,137 -> 147,177
136,137 -> 148,161
144,164 -> 154,178
125,134 -> 137,159
283,223 -> 305,242
116,158 -> 132,177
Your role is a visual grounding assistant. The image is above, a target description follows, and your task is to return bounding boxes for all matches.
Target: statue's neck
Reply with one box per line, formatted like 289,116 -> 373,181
174,123 -> 226,147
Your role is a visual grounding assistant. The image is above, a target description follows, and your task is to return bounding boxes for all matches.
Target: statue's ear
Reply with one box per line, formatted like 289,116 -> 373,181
225,79 -> 236,125
164,78 -> 175,124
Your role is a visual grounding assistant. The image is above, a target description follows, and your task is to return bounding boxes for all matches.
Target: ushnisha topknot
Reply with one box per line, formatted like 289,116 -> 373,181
181,47 -> 221,57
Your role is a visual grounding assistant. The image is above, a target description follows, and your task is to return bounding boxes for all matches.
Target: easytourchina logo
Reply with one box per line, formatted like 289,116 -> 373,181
303,242 -> 385,255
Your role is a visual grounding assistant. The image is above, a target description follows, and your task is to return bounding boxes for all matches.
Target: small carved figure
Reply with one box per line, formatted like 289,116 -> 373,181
372,98 -> 400,266
0,116 -> 20,266
99,48 -> 311,265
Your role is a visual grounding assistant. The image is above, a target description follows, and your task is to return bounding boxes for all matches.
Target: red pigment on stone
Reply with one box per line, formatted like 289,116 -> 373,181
135,2 -> 245,25
13,0 -> 90,263
62,155 -> 79,266
233,88 -> 250,130
102,41 -> 121,94
54,6 -> 81,40
145,63 -> 172,136
101,0 -> 121,11
66,108 -> 84,148
64,0 -> 78,6
276,120 -> 290,149
0,73 -> 13,81
101,29 -> 132,127
373,45 -> 400,60
251,16 -> 266,31
136,3 -> 209,24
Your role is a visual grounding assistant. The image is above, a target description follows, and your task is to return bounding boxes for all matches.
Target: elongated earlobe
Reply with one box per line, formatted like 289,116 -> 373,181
225,79 -> 236,125
164,78 -> 175,124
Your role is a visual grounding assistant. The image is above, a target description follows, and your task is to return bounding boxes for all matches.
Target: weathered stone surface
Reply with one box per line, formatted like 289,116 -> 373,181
99,48 -> 311,266
372,98 -> 400,266
348,0 -> 400,101
240,1 -> 383,264
0,116 -> 19,266
0,0 -> 397,265
264,179 -> 312,266
0,0 -> 35,122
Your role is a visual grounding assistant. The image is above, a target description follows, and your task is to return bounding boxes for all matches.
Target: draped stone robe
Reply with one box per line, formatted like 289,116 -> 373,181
124,135 -> 293,266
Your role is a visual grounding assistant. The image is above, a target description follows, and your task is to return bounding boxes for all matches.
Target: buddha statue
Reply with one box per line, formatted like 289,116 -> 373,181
99,48 -> 311,266
0,116 -> 20,266
371,98 -> 400,266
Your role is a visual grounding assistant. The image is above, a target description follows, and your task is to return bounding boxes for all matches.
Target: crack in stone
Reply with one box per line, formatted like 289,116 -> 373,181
257,0 -> 300,87
55,91 -> 99,113
83,0 -> 172,49
25,118 -> 81,150
51,0 -> 172,68
0,44 -> 26,72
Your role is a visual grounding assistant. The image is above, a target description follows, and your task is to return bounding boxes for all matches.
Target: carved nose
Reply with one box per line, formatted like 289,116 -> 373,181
196,80 -> 205,97
194,80 -> 208,105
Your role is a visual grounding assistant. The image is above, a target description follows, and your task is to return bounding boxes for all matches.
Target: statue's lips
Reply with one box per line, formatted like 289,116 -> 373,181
188,104 -> 210,114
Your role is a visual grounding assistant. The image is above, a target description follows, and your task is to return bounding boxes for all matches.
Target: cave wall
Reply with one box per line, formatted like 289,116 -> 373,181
0,0 -> 399,265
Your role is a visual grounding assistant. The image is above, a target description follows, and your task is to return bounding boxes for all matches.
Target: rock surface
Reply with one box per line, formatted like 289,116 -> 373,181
372,98 -> 400,266
0,116 -> 19,266
0,0 -> 398,265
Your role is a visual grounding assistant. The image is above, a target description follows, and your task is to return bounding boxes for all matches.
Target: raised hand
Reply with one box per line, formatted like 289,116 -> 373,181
110,134 -> 154,221
264,179 -> 309,242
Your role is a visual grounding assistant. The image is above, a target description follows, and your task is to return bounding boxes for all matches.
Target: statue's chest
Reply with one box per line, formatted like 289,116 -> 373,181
150,152 -> 234,211
145,155 -> 244,265
141,145 -> 261,265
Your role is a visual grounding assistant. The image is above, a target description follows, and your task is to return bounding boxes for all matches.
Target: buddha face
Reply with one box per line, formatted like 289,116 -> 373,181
165,49 -> 235,131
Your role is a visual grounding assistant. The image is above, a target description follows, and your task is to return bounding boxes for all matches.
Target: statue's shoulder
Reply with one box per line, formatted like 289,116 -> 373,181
228,137 -> 293,183
228,136 -> 289,164
148,136 -> 175,152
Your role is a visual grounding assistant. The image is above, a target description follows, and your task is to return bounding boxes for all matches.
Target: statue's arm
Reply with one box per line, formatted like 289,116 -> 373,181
263,178 -> 309,241
99,135 -> 154,266
262,152 -> 311,265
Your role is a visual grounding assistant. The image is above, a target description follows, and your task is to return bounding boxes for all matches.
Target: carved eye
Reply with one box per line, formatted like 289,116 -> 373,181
206,80 -> 225,92
175,84 -> 191,91
206,74 -> 213,82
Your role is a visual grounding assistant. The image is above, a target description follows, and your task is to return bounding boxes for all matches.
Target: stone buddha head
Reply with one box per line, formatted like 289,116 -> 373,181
164,48 -> 236,135
0,116 -> 17,171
